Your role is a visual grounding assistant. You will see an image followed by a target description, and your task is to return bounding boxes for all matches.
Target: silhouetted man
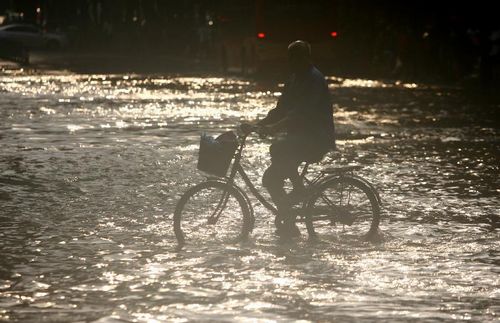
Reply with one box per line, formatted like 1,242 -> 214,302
241,40 -> 335,237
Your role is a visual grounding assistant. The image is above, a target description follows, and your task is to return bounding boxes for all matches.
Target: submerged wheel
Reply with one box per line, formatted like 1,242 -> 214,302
305,176 -> 381,240
173,181 -> 253,246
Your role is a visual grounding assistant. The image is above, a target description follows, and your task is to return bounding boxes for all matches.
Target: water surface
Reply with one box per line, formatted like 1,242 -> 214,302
0,71 -> 498,322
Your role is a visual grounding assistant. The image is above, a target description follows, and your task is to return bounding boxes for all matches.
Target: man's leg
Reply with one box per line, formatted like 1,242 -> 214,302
262,162 -> 289,211
262,162 -> 301,237
289,171 -> 306,193
262,160 -> 304,203
263,139 -> 302,236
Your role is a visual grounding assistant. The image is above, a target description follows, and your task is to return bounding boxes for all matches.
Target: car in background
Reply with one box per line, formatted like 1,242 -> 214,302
0,23 -> 68,50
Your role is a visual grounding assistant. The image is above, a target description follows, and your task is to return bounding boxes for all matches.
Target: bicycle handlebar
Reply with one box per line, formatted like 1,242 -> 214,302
238,124 -> 269,140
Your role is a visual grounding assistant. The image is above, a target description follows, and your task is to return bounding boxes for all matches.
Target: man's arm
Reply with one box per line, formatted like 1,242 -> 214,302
240,113 -> 289,136
240,81 -> 291,133
260,115 -> 288,134
257,86 -> 290,126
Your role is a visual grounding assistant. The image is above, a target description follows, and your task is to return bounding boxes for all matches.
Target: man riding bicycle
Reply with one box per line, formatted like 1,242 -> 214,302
241,40 -> 335,237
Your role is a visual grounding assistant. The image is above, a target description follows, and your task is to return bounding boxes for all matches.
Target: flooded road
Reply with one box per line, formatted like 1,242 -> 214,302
0,71 -> 498,322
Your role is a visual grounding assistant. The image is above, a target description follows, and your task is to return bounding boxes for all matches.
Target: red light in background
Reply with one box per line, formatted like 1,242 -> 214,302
330,31 -> 338,38
257,32 -> 266,39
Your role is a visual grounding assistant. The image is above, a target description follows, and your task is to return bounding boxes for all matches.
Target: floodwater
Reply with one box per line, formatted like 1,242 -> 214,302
0,70 -> 498,322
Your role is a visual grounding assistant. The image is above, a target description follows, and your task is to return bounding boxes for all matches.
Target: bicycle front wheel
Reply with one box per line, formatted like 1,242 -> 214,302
173,180 -> 253,246
305,176 -> 381,240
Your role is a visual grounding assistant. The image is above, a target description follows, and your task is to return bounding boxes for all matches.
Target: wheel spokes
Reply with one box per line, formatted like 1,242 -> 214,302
309,180 -> 377,237
207,191 -> 230,225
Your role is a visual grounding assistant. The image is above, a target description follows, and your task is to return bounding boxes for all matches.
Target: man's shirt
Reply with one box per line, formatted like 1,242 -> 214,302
259,65 -> 335,146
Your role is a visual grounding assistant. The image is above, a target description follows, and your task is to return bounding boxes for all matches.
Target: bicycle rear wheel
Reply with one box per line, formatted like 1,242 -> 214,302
173,180 -> 253,246
305,176 -> 381,240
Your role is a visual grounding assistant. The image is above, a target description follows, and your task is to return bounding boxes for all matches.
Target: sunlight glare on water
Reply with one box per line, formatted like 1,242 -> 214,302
0,72 -> 498,322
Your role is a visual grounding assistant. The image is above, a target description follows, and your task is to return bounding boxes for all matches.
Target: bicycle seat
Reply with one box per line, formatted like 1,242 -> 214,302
321,165 -> 363,174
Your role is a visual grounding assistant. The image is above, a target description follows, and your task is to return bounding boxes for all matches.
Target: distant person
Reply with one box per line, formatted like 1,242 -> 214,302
241,40 -> 335,237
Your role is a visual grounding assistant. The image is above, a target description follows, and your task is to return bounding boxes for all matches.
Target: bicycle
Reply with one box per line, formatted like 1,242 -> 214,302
173,128 -> 382,246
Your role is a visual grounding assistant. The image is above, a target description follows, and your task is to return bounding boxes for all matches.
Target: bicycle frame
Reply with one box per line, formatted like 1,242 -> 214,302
206,132 -> 381,224
197,132 -> 381,238
225,134 -> 279,215
220,133 -> 334,217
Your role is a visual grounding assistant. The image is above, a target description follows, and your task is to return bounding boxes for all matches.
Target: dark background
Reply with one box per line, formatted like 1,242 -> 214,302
1,0 -> 499,87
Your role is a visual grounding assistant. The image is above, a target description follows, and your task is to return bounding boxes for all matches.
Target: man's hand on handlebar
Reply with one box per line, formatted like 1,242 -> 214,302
257,125 -> 274,137
239,122 -> 256,135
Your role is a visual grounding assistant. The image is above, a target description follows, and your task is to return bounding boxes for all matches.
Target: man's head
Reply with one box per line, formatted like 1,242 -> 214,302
287,40 -> 311,73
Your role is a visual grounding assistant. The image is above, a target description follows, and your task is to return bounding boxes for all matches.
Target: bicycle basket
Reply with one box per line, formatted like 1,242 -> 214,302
197,131 -> 238,177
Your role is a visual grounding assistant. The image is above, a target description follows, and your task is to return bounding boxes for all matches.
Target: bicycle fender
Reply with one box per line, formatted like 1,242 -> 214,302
348,174 -> 382,207
318,174 -> 382,207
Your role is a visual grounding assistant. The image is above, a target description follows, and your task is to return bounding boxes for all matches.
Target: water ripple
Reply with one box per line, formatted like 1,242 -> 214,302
0,72 -> 498,322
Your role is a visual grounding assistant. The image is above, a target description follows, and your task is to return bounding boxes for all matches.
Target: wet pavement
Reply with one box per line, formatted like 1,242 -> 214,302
0,71 -> 498,322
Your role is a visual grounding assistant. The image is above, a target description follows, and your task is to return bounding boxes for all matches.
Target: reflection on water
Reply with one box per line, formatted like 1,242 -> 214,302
0,72 -> 498,322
